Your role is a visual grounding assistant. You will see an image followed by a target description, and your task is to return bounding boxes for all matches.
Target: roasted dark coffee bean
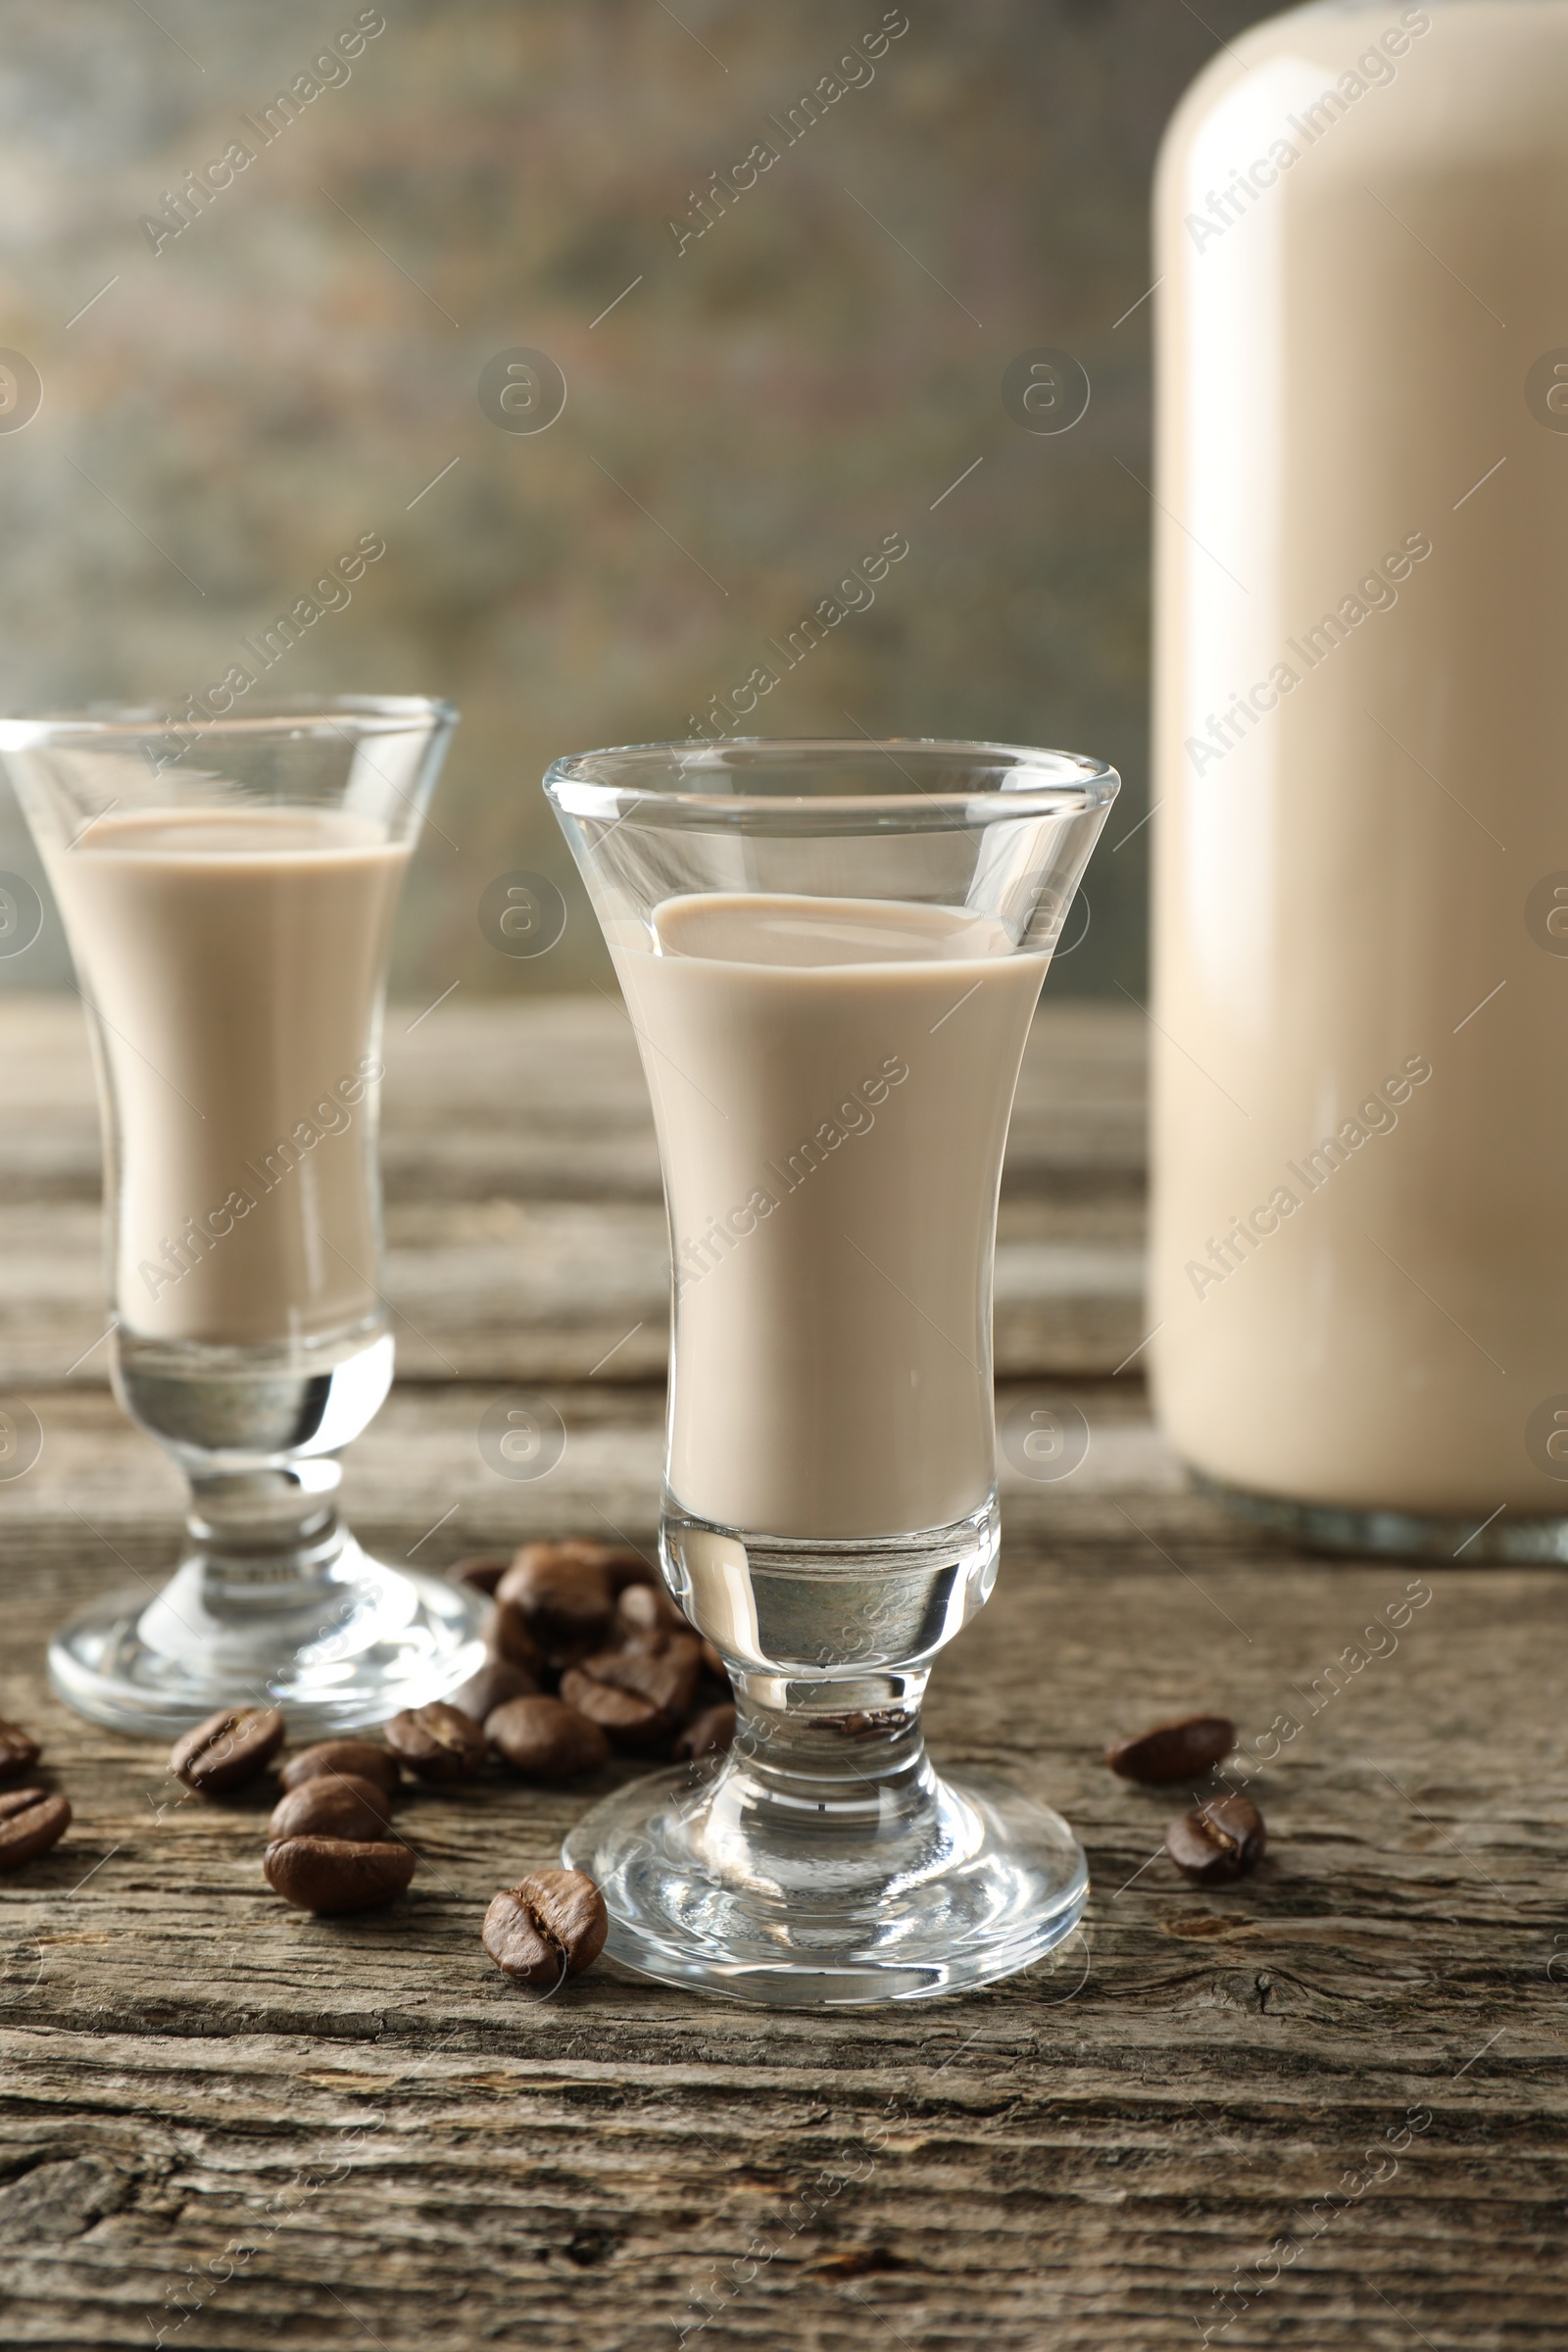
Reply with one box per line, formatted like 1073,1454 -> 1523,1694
485,1600 -> 547,1678
482,1869 -> 609,1985
809,1708 -> 914,1743
574,1634 -> 702,1726
0,1788 -> 70,1870
496,1541 -> 655,1659
0,1720 -> 41,1778
278,1740 -> 401,1796
450,1655 -> 538,1723
384,1702 -> 486,1783
521,1538 -> 656,1595
496,1544 -> 617,1660
170,1705 -> 285,1793
268,1773 -> 394,1843
1104,1714 -> 1236,1785
699,1639 -> 729,1685
485,1694 -> 609,1781
675,1702 -> 735,1761
1166,1795 -> 1266,1886
613,1582 -> 690,1640
559,1669 -> 665,1748
264,1835 -> 416,1915
494,1538 -> 625,1599
446,1552 -> 512,1596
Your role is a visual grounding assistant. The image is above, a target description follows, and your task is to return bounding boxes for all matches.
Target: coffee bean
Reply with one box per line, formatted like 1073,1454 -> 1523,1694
278,1740 -> 401,1797
675,1702 -> 735,1761
450,1656 -> 538,1724
482,1869 -> 609,1986
614,1582 -> 690,1640
818,1707 -> 909,1738
493,1538 -> 625,1598
1104,1714 -> 1236,1785
268,1774 -> 394,1843
485,1600 -> 546,1679
700,1639 -> 729,1685
571,1634 -> 702,1732
264,1835 -> 416,1915
0,1720 -> 41,1778
521,1538 -> 655,1594
0,1788 -> 70,1870
1166,1795 -> 1266,1885
384,1702 -> 486,1783
485,1694 -> 609,1781
496,1545 -> 617,1662
445,1552 -> 512,1596
170,1705 -> 285,1794
559,1669 -> 665,1748
496,1541 -> 655,1665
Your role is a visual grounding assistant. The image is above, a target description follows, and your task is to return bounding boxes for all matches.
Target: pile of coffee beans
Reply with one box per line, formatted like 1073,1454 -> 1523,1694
0,1716 -> 69,1872
158,1536 -> 737,1983
163,1702 -> 584,1942
264,1734 -> 413,1916
165,1711 -> 430,1918
1103,1709 -> 1269,1886
446,1538 -> 735,1775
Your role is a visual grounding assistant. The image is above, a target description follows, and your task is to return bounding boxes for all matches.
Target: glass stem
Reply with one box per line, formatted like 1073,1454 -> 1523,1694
726,1669 -> 939,1847
183,1461 -> 346,1605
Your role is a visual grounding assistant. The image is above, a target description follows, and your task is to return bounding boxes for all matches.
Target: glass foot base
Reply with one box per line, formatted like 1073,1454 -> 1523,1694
47,1540 -> 488,1740
1192,1469 -> 1568,1563
564,1762 -> 1089,2008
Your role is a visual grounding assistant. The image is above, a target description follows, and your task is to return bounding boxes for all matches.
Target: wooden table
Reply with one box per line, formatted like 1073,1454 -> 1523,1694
0,997 -> 1558,2350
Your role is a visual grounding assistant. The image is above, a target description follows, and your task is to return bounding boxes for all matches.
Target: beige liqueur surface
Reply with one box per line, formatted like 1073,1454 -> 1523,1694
1151,1 -> 1568,1512
615,892 -> 1049,1538
46,806 -> 409,1347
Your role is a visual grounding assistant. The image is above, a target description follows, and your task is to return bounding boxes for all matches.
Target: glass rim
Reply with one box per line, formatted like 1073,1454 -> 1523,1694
0,693 -> 460,751
544,735 -> 1120,828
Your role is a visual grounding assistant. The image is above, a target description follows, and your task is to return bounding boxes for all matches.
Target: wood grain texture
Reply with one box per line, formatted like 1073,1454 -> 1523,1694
0,998 -> 1559,2350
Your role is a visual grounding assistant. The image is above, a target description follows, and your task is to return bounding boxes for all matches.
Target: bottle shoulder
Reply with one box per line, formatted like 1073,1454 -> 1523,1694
1156,0 -> 1568,214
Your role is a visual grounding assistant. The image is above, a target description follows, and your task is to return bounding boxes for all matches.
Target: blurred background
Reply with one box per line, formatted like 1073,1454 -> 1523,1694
0,0 -> 1264,1002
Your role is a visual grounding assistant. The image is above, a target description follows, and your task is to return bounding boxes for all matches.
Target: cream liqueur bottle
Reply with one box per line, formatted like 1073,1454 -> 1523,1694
1150,0 -> 1568,1554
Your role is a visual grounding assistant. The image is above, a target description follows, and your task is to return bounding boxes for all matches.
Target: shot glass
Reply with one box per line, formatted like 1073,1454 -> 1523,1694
547,737 -> 1118,2004
2,696 -> 486,1736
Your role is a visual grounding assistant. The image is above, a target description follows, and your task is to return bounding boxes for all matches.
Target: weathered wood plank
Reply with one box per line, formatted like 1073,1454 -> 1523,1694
0,995 -> 1558,2351
0,1405 -> 1562,2349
